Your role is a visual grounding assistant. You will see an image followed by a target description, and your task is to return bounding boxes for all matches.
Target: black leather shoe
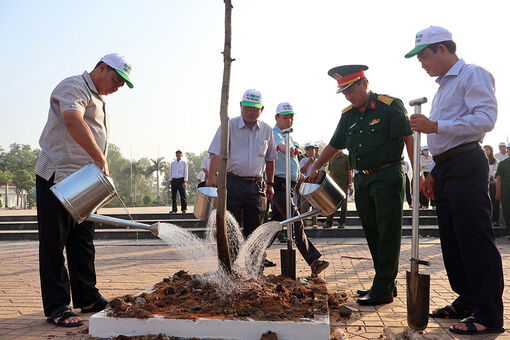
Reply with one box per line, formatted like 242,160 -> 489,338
357,286 -> 397,297
357,291 -> 393,306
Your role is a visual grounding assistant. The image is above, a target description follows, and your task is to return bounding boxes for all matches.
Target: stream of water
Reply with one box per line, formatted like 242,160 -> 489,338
155,209 -> 283,293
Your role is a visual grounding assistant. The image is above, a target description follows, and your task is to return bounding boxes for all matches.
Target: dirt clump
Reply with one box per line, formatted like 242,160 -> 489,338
108,270 -> 328,322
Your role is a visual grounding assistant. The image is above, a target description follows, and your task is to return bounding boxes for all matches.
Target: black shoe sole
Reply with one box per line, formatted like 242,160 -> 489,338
357,287 -> 397,297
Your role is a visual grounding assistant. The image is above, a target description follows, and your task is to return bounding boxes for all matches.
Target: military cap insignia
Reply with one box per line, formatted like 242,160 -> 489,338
342,105 -> 353,114
333,73 -> 342,80
377,95 -> 394,105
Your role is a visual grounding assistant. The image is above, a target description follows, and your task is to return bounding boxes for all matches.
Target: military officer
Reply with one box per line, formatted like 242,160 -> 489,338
310,65 -> 414,305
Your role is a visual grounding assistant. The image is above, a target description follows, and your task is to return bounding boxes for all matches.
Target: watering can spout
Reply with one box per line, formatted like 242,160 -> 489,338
86,214 -> 159,236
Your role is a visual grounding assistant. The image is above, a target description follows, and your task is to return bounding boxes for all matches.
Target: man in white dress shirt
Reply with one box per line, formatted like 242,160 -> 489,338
169,150 -> 188,213
207,89 -> 277,239
407,26 -> 503,335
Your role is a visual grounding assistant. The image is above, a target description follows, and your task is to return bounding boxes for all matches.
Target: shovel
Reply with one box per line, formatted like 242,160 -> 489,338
280,128 -> 297,280
406,97 -> 431,331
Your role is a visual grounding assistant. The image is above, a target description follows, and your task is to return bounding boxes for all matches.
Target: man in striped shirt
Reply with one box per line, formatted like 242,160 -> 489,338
35,54 -> 133,327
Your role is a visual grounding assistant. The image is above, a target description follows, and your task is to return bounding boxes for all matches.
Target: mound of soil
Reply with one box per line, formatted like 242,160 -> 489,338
108,270 -> 332,322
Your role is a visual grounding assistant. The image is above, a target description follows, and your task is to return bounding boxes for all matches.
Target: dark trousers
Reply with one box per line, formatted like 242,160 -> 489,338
171,177 -> 187,212
354,165 -> 404,295
502,191 -> 510,235
404,174 -> 412,206
226,174 -> 267,238
327,183 -> 348,225
271,177 -> 321,265
432,147 -> 503,328
488,179 -> 500,223
36,175 -> 100,317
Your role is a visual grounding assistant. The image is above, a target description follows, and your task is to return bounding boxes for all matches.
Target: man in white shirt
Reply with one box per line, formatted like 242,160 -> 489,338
495,142 -> 508,162
407,26 -> 503,335
207,89 -> 277,239
419,146 -> 434,209
169,150 -> 188,213
299,144 -> 319,228
198,154 -> 211,188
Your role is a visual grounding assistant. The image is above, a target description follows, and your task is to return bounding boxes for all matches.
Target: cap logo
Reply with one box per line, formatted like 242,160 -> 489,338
415,33 -> 423,43
246,93 -> 260,101
333,73 -> 342,80
123,63 -> 132,74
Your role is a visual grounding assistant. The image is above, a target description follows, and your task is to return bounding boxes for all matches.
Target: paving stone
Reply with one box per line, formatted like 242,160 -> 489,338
0,238 -> 509,338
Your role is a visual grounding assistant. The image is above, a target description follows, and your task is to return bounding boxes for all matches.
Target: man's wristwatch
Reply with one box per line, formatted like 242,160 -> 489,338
266,182 -> 274,186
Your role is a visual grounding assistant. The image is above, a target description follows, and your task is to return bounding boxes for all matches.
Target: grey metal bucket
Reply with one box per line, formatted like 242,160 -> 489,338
50,162 -> 117,224
193,187 -> 218,222
299,172 -> 345,216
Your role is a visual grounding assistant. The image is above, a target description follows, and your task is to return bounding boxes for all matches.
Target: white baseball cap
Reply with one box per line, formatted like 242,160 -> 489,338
276,102 -> 295,115
499,142 -> 506,147
100,53 -> 133,88
405,26 -> 453,58
241,89 -> 263,108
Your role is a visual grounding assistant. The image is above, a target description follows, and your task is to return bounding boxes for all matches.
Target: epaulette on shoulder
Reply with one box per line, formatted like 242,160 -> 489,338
377,95 -> 394,106
342,105 -> 353,114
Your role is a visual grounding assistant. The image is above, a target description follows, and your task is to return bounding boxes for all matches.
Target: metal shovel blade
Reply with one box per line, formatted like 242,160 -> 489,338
280,247 -> 296,280
406,269 -> 430,331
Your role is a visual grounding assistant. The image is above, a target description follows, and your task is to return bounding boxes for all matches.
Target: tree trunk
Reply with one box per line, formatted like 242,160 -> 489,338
216,0 -> 234,274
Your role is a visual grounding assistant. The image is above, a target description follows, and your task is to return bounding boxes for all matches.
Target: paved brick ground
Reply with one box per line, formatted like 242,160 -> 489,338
1,237 -> 509,339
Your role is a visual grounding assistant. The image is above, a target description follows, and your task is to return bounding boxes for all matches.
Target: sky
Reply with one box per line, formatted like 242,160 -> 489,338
1,0 -> 509,163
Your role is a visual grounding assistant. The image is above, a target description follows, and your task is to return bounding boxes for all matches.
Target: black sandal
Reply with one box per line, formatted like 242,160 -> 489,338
81,296 -> 109,313
429,305 -> 472,319
449,317 -> 504,335
47,305 -> 84,327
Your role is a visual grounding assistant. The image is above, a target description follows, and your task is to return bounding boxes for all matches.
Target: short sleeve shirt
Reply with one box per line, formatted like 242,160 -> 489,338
35,71 -> 108,183
273,125 -> 300,180
329,92 -> 412,170
208,116 -> 277,177
497,158 -> 510,193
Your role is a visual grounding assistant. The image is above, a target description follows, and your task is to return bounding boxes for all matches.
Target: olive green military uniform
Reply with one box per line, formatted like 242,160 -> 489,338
330,91 -> 412,295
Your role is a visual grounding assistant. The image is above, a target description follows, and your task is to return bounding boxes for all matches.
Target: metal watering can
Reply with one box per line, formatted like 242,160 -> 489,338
50,162 -> 159,236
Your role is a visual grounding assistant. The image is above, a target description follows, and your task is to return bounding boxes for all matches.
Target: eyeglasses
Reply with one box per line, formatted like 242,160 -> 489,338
111,71 -> 125,87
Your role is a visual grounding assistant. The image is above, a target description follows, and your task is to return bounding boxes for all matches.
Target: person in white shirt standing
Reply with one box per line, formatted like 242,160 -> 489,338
419,146 -> 434,209
198,153 -> 211,188
407,26 -> 503,335
169,150 -> 188,213
207,89 -> 276,240
495,142 -> 508,162
299,144 -> 319,228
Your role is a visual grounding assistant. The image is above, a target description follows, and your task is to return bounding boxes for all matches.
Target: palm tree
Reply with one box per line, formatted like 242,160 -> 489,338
147,157 -> 167,204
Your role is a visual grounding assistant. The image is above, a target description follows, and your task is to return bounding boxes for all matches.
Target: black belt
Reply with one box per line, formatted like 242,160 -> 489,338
360,160 -> 403,175
227,172 -> 262,183
432,142 -> 480,165
275,176 -> 297,187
